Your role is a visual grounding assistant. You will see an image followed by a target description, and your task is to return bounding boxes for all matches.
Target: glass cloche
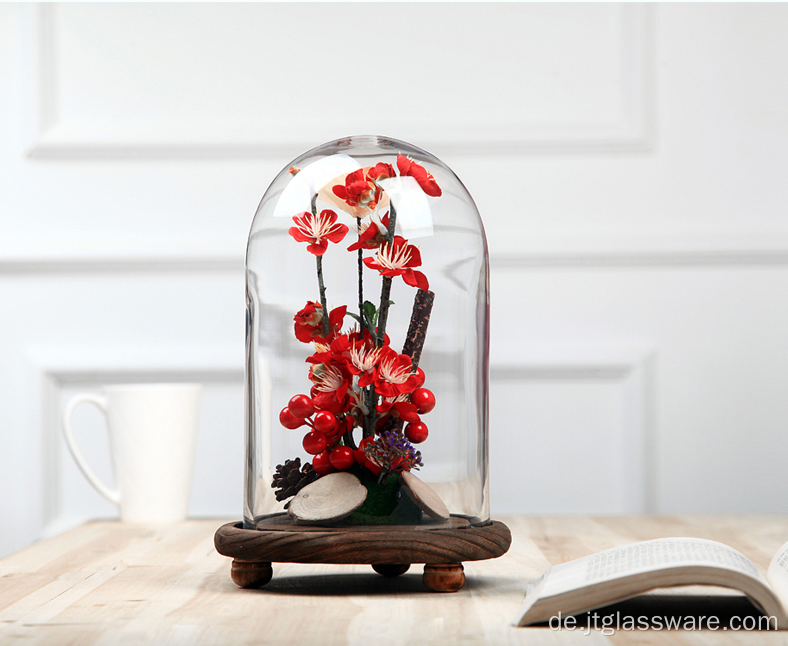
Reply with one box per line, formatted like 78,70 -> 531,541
244,135 -> 491,530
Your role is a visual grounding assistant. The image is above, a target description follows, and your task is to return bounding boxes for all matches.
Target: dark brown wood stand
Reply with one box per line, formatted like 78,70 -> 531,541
214,515 -> 511,592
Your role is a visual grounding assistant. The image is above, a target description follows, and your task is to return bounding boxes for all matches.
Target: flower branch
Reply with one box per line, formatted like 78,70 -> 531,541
282,154 -> 441,488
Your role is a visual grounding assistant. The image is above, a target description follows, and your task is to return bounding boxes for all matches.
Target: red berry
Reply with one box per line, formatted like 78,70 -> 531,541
412,368 -> 426,389
313,410 -> 338,434
329,446 -> 355,471
303,431 -> 327,455
288,394 -> 315,419
405,421 -> 428,444
279,407 -> 306,429
312,450 -> 334,475
328,417 -> 350,438
410,388 -> 435,414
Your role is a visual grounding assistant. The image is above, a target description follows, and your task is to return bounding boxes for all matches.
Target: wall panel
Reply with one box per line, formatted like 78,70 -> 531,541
490,352 -> 655,515
30,3 -> 652,158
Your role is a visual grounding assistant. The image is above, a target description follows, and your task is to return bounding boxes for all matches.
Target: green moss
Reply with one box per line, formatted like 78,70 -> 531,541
354,468 -> 400,516
343,466 -> 423,526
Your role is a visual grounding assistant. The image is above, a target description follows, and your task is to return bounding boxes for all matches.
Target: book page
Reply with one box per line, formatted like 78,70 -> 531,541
767,540 -> 788,612
544,538 -> 767,598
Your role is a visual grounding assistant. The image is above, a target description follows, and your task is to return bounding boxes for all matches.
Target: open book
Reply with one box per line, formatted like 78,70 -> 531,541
515,537 -> 788,629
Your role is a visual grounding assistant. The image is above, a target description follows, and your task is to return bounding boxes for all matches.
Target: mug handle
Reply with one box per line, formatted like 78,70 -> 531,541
61,394 -> 121,506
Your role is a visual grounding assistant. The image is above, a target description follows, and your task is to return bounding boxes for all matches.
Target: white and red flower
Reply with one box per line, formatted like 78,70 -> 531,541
363,236 -> 429,291
309,361 -> 351,414
372,346 -> 421,397
348,339 -> 381,388
396,154 -> 441,197
306,334 -> 351,367
289,209 -> 349,256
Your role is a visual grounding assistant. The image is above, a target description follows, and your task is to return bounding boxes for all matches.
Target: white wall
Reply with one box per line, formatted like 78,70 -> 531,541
2,3 -> 788,557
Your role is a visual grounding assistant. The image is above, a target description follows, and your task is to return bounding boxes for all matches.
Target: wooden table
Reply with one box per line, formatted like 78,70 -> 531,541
2,516 -> 788,644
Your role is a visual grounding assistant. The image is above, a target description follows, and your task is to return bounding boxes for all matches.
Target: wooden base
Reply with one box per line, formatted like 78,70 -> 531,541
215,516 -> 511,593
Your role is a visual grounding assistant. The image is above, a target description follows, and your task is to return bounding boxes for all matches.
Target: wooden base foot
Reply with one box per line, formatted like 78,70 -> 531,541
372,563 -> 410,577
423,563 -> 464,592
231,560 -> 273,589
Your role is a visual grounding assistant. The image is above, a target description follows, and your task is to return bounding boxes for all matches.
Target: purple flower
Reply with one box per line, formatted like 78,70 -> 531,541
363,430 -> 423,473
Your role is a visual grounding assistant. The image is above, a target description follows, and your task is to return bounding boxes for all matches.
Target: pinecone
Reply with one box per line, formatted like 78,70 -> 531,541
271,458 -> 319,507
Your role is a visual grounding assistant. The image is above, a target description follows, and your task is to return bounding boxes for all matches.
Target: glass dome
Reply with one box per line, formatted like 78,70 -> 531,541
244,135 -> 490,530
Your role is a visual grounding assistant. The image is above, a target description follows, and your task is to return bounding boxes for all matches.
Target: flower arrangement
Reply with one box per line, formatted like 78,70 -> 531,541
272,154 -> 442,519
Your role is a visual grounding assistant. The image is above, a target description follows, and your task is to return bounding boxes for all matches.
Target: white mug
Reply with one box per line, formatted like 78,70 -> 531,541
61,383 -> 202,523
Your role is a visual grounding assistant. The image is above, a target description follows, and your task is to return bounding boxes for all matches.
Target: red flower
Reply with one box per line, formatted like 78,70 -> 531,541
377,396 -> 421,424
372,347 -> 421,397
347,213 -> 390,252
363,236 -> 429,291
294,302 -> 346,344
289,210 -> 348,256
306,334 -> 351,367
332,169 -> 382,211
367,162 -> 395,183
396,154 -> 441,197
354,437 -> 382,477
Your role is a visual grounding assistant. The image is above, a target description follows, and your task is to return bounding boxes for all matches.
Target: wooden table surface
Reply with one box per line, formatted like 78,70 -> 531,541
3,516 -> 788,645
